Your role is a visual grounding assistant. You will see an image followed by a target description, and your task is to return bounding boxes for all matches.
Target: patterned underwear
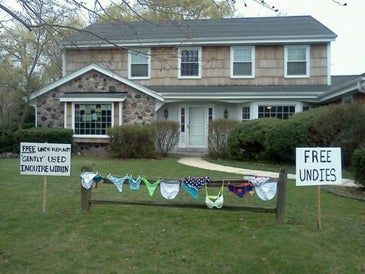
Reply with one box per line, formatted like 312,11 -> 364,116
129,176 -> 141,191
227,183 -> 254,198
182,176 -> 210,190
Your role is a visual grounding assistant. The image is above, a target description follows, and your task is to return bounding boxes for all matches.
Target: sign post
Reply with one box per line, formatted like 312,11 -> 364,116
296,147 -> 342,230
20,142 -> 71,213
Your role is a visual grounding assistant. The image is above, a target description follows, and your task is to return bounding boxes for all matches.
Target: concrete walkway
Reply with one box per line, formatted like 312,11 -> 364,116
178,157 -> 357,187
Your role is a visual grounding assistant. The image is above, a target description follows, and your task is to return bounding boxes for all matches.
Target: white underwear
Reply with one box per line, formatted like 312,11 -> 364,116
81,172 -> 97,189
255,181 -> 277,201
160,181 -> 180,200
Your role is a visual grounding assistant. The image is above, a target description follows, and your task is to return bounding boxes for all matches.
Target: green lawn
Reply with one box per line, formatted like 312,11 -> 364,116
0,156 -> 364,273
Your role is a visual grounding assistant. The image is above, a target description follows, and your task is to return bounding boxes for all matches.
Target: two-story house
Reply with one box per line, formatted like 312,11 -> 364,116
29,16 -> 365,151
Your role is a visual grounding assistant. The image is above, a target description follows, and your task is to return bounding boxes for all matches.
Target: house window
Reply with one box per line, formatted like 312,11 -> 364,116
242,106 -> 250,120
179,47 -> 201,78
180,107 -> 185,132
285,45 -> 310,77
128,48 -> 150,79
258,105 -> 295,119
74,104 -> 112,135
231,46 -> 255,78
208,107 -> 213,122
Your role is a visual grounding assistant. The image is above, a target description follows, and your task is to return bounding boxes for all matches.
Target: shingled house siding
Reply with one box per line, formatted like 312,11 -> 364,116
35,70 -> 155,128
354,93 -> 365,103
65,44 -> 327,86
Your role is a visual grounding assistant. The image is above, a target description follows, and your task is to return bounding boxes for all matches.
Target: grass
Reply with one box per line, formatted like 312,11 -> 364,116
1,156 -> 364,273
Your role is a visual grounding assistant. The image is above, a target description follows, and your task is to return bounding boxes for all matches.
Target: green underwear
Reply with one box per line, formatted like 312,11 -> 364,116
142,177 -> 161,196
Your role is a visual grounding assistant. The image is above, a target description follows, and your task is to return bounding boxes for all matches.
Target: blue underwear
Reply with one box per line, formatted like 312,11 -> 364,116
182,183 -> 199,200
129,176 -> 141,191
107,174 -> 130,192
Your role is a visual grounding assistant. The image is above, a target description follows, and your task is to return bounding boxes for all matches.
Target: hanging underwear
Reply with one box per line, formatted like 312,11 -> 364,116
107,174 -> 130,192
142,177 -> 161,196
183,176 -> 210,190
243,176 -> 270,186
129,176 -> 141,191
205,183 -> 224,209
160,180 -> 180,200
181,183 -> 199,200
80,172 -> 98,189
227,182 -> 254,198
255,181 -> 277,201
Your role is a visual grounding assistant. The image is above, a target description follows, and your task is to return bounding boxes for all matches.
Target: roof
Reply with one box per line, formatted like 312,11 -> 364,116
319,73 -> 365,102
150,85 -> 329,102
29,64 -> 164,102
64,16 -> 336,48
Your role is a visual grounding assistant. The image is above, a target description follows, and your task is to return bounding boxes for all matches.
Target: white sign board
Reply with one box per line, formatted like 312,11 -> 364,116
20,142 -> 71,176
296,147 -> 342,186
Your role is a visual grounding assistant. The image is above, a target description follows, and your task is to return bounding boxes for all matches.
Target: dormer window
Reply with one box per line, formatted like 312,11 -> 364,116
284,45 -> 310,78
128,48 -> 151,79
178,47 -> 201,79
230,46 -> 255,78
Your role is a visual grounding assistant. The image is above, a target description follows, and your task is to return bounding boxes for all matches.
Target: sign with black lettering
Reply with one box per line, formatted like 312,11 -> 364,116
20,142 -> 71,176
296,147 -> 342,186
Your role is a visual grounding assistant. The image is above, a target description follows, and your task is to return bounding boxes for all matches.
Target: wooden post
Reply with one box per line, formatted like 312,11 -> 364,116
81,185 -> 91,212
275,169 -> 287,224
317,186 -> 322,230
43,176 -> 47,213
80,167 -> 92,212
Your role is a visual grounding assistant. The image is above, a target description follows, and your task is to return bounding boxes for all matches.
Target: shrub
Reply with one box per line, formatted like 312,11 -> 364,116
308,103 -> 365,166
208,119 -> 239,159
14,128 -> 73,152
152,120 -> 179,157
351,147 -> 365,187
0,129 -> 16,153
265,109 -> 323,163
108,124 -> 156,159
228,118 -> 282,161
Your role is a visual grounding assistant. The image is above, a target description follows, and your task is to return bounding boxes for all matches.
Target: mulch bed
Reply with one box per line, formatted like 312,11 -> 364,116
323,185 -> 365,201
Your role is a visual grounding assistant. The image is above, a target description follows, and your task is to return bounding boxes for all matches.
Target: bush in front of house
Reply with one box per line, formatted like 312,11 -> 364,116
208,119 -> 239,159
351,147 -> 365,187
264,109 -> 324,163
151,120 -> 180,157
0,129 -> 17,153
108,124 -> 156,159
14,128 -> 73,148
308,103 -> 365,167
228,118 -> 282,161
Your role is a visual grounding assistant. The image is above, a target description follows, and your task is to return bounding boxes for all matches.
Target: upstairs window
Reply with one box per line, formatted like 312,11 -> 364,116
178,47 -> 201,78
285,45 -> 310,78
231,46 -> 255,78
128,48 -> 150,79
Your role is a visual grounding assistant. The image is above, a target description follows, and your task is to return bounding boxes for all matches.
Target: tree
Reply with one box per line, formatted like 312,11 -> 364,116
98,0 -> 235,22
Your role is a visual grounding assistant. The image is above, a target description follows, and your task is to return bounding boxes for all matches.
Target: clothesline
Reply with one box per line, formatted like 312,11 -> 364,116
80,171 -> 278,205
79,169 -> 288,224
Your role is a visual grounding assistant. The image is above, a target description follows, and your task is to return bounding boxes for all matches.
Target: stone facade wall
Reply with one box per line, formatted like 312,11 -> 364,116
35,70 -> 156,128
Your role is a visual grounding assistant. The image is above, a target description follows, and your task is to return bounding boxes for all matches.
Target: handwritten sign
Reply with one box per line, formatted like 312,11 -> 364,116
20,142 -> 71,176
296,147 -> 342,186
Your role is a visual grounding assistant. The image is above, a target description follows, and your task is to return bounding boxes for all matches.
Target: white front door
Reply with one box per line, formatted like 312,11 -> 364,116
188,106 -> 206,147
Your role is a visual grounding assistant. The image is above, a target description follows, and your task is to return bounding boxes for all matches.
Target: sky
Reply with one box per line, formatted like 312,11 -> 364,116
234,0 -> 365,75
